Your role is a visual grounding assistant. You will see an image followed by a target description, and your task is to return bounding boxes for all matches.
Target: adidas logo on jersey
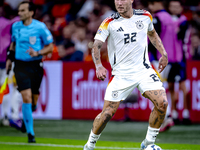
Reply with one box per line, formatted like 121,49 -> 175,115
117,27 -> 124,32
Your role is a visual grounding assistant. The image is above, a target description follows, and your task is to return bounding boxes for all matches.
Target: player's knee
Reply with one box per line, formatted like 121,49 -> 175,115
157,99 -> 168,114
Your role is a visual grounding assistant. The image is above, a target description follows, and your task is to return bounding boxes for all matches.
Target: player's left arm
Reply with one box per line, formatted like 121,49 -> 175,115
148,29 -> 168,73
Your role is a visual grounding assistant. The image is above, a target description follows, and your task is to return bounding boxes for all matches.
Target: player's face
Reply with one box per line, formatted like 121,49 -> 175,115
18,3 -> 33,21
115,0 -> 133,15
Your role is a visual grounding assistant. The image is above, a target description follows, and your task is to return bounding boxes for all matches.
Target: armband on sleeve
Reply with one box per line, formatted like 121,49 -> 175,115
7,50 -> 15,62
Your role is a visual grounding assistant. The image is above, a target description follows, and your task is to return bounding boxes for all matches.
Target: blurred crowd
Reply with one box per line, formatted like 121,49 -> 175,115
0,0 -> 200,62
1,0 -> 200,128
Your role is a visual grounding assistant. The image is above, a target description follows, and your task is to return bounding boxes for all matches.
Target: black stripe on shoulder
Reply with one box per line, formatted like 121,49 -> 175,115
111,12 -> 121,19
134,9 -> 146,15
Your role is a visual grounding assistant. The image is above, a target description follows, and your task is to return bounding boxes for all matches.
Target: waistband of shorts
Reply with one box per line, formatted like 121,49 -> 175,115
15,59 -> 42,65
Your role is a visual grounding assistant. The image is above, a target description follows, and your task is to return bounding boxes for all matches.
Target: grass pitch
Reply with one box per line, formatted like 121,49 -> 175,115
0,120 -> 199,150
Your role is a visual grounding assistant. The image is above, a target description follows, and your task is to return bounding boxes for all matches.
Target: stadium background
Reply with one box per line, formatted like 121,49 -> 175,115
0,0 -> 200,122
1,61 -> 200,123
0,0 -> 200,149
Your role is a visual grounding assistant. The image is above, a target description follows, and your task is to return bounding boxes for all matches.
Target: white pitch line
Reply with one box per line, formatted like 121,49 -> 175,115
0,141 -> 182,150
0,142 -> 137,149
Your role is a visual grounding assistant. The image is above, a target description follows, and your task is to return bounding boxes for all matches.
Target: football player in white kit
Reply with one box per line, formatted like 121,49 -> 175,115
83,0 -> 168,150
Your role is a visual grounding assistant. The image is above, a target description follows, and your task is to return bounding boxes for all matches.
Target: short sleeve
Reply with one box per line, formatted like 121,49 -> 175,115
40,23 -> 53,45
94,17 -> 113,42
148,21 -> 154,31
145,11 -> 154,31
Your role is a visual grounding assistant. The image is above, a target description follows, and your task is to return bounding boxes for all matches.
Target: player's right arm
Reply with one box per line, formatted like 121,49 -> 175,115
93,16 -> 113,81
148,28 -> 168,73
92,39 -> 107,81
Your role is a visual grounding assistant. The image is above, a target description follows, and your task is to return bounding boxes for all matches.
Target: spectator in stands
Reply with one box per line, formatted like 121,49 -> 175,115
33,5 -> 44,21
191,10 -> 200,34
5,0 -> 23,10
58,24 -> 84,62
72,27 -> 89,61
166,0 -> 191,126
191,33 -> 200,60
65,0 -> 86,22
58,26 -> 75,61
75,17 -> 89,28
77,0 -> 101,19
134,0 -> 146,9
42,13 -> 60,61
100,0 -> 116,20
87,9 -> 102,37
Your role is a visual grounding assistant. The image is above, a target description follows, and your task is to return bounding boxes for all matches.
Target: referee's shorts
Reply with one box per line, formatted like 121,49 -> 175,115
14,59 -> 43,94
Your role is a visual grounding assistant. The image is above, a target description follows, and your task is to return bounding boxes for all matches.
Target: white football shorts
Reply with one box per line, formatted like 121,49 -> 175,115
104,68 -> 165,101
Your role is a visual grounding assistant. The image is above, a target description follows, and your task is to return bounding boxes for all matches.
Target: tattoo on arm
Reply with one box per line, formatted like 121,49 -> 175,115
147,29 -> 155,36
92,40 -> 103,65
163,54 -> 167,59
148,29 -> 167,56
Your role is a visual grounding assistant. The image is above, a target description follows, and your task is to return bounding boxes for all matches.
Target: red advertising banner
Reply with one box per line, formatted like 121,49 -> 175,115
2,61 -> 199,122
62,62 -> 124,120
62,61 -> 200,123
62,62 -> 152,121
186,60 -> 200,123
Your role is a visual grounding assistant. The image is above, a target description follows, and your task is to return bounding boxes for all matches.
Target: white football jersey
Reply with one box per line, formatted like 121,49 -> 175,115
94,9 -> 154,75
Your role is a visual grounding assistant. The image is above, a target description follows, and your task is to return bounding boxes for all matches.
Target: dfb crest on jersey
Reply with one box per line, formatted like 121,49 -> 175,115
135,20 -> 144,30
29,36 -> 36,45
112,91 -> 118,98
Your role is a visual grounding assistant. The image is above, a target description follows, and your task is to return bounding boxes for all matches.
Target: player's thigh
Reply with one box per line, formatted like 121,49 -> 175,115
104,75 -> 137,102
137,68 -> 165,94
138,68 -> 167,109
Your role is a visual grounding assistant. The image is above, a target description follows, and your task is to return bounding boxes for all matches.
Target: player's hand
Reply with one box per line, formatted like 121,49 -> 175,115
158,54 -> 168,73
96,65 -> 107,81
26,47 -> 39,57
6,59 -> 12,75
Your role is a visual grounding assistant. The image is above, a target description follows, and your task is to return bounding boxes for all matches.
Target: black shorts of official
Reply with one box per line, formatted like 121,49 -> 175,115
14,59 -> 43,94
167,62 -> 186,83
